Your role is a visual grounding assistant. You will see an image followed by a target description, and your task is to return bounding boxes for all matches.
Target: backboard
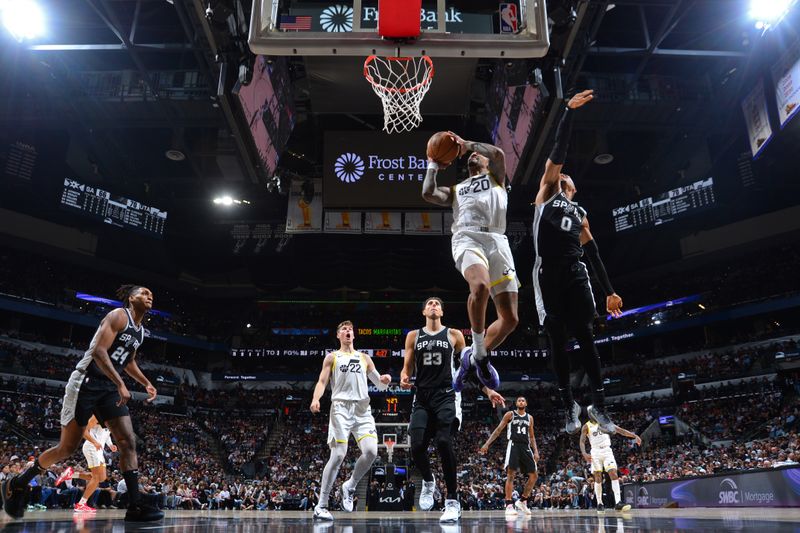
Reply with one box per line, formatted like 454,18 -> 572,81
249,0 -> 549,58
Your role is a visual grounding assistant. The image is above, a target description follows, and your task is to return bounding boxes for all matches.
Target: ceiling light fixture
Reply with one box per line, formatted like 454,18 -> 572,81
0,0 -> 45,42
749,0 -> 796,31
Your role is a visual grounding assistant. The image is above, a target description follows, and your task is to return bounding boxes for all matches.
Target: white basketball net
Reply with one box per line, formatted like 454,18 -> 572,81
364,55 -> 434,134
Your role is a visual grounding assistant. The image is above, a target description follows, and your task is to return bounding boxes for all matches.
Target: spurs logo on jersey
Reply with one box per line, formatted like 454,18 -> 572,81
533,191 -> 587,262
451,173 -> 507,234
507,411 -> 532,445
413,328 -> 456,389
76,308 -> 145,384
587,421 -> 612,450
330,350 -> 369,402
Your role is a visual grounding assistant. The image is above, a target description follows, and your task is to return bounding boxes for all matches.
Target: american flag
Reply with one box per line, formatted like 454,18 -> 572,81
280,15 -> 312,31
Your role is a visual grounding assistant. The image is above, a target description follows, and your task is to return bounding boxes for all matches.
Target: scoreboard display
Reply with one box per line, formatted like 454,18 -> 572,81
612,178 -> 715,233
60,178 -> 167,238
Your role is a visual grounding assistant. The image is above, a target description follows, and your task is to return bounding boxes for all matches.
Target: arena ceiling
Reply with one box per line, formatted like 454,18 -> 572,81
0,0 -> 798,294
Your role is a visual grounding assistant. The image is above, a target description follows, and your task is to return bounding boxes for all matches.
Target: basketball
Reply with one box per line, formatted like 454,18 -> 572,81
427,131 -> 461,165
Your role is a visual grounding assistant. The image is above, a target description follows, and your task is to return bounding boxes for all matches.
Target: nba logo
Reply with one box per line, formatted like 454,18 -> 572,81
499,3 -> 518,34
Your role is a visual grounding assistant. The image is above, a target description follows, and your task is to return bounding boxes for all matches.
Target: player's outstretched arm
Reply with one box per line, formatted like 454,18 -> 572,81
579,423 -> 591,462
614,426 -> 642,446
536,90 -> 593,204
400,331 -> 417,389
311,352 -> 335,413
422,164 -> 453,206
479,411 -> 513,454
580,217 -> 623,317
364,353 -> 391,390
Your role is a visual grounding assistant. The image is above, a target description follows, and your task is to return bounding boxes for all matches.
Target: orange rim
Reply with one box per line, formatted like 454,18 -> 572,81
363,55 -> 435,94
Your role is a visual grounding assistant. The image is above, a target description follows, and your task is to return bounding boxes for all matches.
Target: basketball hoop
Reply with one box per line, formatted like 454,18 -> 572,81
364,55 -> 434,134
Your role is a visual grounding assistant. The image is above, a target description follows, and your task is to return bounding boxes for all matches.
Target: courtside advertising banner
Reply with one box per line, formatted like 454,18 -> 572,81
772,42 -> 800,129
404,212 -> 443,235
741,79 -> 774,158
364,212 -> 403,234
624,466 -> 800,508
286,178 -> 323,233
324,211 -> 362,234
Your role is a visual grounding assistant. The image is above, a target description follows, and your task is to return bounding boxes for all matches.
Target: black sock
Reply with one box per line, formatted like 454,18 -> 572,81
505,499 -> 514,506
14,459 -> 44,488
123,470 -> 140,505
558,387 -> 574,408
592,388 -> 605,407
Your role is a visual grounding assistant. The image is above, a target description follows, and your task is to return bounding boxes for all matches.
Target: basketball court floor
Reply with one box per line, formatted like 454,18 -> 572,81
3,508 -> 800,532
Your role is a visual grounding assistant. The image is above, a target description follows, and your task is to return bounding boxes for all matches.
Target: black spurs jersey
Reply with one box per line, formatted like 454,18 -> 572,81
76,308 -> 144,388
533,191 -> 587,263
507,411 -> 532,445
413,327 -> 457,389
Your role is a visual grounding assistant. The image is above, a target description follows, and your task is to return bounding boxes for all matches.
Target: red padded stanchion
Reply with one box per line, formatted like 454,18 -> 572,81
378,0 -> 422,39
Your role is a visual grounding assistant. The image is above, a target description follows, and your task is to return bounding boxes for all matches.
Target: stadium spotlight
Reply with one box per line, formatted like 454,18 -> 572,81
749,0 -> 796,30
213,195 -> 250,206
0,0 -> 45,41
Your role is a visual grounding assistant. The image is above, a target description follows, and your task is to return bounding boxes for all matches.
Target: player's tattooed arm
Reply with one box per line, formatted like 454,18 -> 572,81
479,411 -> 513,454
448,132 -> 507,184
422,166 -> 453,207
579,423 -> 591,462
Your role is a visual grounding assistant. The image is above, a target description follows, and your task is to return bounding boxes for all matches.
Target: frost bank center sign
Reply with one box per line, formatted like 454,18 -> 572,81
323,131 -> 457,209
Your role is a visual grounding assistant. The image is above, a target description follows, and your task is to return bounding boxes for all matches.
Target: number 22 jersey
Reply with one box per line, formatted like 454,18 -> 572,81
330,350 -> 369,402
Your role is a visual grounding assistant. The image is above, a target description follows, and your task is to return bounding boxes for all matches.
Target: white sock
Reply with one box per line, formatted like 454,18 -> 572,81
595,482 -> 603,504
611,479 -> 621,504
319,447 -> 346,507
471,330 -> 486,360
79,497 -> 87,505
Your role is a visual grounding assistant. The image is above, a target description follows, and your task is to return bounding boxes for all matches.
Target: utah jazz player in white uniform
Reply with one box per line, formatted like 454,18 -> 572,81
2,285 -> 162,523
59,414 -> 118,513
422,132 -> 519,393
480,396 -> 539,516
580,419 -> 641,512
310,320 -> 391,520
400,297 -> 505,523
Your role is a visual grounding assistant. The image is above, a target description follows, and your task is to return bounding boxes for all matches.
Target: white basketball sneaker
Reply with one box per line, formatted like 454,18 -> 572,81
419,476 -> 435,511
313,505 -> 333,521
340,481 -> 355,512
505,503 -> 518,517
439,499 -> 461,523
515,499 -> 532,515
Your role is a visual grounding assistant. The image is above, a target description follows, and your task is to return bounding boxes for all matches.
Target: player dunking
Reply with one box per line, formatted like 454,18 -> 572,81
310,321 -> 391,521
423,135 -> 519,393
533,90 -> 623,434
400,297 -> 505,523
56,415 -> 118,513
479,396 -> 539,517
580,420 -> 640,512
2,285 -> 163,522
